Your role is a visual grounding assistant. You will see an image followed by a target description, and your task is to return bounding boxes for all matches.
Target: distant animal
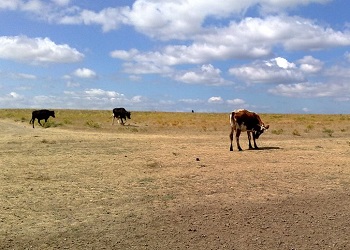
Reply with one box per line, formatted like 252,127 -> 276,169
112,108 -> 131,125
30,109 -> 55,128
229,109 -> 269,151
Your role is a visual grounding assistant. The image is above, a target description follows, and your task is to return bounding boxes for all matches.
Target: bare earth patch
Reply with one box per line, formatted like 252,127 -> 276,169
0,116 -> 349,249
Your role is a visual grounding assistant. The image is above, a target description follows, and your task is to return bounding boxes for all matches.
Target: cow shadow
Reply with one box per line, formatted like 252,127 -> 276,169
254,146 -> 281,151
123,124 -> 139,128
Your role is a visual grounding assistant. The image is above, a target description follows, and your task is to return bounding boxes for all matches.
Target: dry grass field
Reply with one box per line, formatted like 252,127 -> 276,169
1,109 -> 350,249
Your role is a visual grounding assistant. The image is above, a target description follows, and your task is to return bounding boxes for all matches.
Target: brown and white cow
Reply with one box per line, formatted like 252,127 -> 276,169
229,109 -> 269,151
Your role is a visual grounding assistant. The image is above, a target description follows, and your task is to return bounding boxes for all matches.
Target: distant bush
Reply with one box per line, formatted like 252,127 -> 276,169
63,119 -> 72,125
323,128 -> 334,137
271,128 -> 283,135
85,120 -> 101,128
304,124 -> 314,133
43,121 -> 63,128
292,129 -> 301,136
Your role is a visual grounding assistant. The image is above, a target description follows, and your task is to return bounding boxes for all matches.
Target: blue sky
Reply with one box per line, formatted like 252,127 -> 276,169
1,0 -> 350,113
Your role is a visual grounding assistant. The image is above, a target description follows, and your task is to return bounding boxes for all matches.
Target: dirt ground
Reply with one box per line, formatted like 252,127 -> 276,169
1,116 -> 350,249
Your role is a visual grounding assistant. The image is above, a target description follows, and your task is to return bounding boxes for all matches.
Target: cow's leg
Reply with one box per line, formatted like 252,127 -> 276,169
247,131 -> 254,149
252,132 -> 259,149
229,127 -> 234,151
31,118 -> 35,128
38,119 -> 43,126
120,118 -> 125,125
236,129 -> 243,151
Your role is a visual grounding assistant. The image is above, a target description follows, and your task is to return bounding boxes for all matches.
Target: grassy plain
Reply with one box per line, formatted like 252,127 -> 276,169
1,109 -> 350,249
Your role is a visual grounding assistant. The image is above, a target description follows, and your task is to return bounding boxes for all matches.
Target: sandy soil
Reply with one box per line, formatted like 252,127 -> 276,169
1,118 -> 349,249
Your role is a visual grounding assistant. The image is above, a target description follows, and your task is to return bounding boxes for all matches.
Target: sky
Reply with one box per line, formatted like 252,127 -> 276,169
0,0 -> 350,114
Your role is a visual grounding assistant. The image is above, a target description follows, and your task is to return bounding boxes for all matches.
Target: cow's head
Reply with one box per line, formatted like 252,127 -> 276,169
51,111 -> 55,118
126,111 -> 131,119
254,124 -> 269,139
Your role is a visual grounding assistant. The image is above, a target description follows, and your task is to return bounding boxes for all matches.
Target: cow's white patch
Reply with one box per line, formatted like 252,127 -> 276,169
237,122 -> 248,132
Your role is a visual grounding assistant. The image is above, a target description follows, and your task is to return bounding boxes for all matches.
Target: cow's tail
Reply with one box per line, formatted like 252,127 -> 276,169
229,111 -> 235,127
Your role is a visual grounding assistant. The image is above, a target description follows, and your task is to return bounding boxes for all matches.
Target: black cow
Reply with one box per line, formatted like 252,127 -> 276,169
229,109 -> 269,151
112,108 -> 131,125
30,109 -> 55,128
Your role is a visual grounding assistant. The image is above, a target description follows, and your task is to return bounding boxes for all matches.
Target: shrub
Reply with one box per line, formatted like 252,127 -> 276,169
323,128 -> 334,137
292,129 -> 301,136
85,120 -> 101,128
304,124 -> 314,133
43,121 -> 62,128
271,128 -> 283,135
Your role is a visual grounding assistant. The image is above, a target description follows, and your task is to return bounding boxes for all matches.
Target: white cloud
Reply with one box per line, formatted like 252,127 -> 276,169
324,65 -> 350,79
8,92 -> 23,99
226,98 -> 246,106
58,7 -> 129,32
122,62 -> 173,75
110,49 -> 139,60
67,0 -> 332,39
208,96 -> 224,104
110,15 -> 350,79
269,82 -> 350,98
298,56 -> 323,73
66,80 -> 80,88
51,0 -> 71,6
0,36 -> 84,64
0,92 -> 25,107
73,68 -> 97,78
229,57 -> 305,84
11,73 -> 37,80
85,88 -> 122,98
179,99 -> 203,104
175,64 -> 228,85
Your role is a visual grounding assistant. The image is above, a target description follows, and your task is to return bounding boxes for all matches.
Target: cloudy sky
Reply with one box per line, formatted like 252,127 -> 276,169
1,0 -> 350,113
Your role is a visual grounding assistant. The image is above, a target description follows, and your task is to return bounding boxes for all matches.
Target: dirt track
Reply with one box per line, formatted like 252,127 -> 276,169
1,118 -> 350,249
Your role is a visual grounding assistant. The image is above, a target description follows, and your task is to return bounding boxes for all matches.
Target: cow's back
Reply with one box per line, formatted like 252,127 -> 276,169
231,109 -> 260,131
113,108 -> 127,114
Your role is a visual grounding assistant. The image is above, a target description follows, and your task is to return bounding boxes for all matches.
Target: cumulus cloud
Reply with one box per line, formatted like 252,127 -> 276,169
0,92 -> 25,107
175,64 -> 228,85
298,56 -> 323,73
229,57 -> 305,84
208,96 -> 224,104
0,36 -> 84,64
73,68 -> 97,78
226,98 -> 246,106
110,15 -> 350,79
84,88 -> 122,98
122,62 -> 173,75
58,7 -> 130,32
48,0 -> 333,39
269,82 -> 350,98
